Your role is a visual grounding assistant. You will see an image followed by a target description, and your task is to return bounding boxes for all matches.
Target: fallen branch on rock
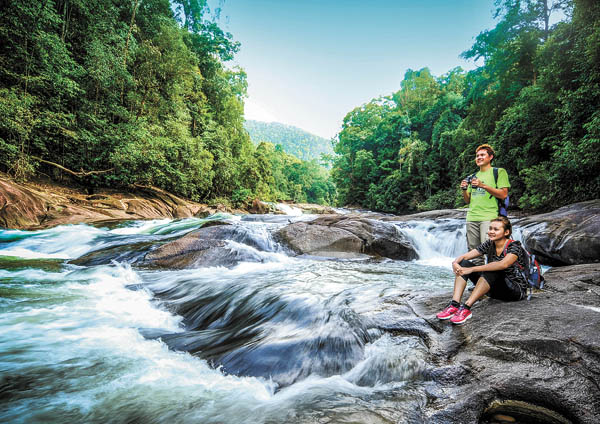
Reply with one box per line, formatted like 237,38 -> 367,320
31,156 -> 114,177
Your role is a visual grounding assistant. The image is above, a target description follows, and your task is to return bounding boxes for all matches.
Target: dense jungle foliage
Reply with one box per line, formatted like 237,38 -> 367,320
0,0 -> 336,206
332,0 -> 600,213
244,120 -> 334,162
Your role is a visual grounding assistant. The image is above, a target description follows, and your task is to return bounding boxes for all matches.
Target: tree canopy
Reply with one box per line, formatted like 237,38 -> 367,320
332,0 -> 599,213
0,0 -> 335,206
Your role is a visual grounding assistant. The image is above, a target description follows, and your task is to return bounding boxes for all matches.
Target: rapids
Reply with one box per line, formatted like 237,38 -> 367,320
0,212 -> 470,423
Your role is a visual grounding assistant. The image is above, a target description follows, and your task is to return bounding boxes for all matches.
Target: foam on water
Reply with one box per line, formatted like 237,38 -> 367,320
0,217 -> 464,423
0,224 -> 104,259
109,219 -> 172,235
275,203 -> 304,216
0,263 -> 282,423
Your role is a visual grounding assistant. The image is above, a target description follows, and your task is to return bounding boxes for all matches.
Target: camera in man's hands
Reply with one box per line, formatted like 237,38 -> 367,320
465,175 -> 474,185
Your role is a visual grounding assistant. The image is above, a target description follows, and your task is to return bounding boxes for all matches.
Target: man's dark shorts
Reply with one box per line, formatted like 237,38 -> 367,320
459,259 -> 522,301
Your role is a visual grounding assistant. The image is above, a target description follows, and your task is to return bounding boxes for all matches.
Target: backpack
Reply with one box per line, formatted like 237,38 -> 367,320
492,167 -> 510,217
470,167 -> 509,216
502,239 -> 545,300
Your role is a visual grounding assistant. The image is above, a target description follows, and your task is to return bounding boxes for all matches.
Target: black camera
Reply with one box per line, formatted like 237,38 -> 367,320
465,175 -> 474,185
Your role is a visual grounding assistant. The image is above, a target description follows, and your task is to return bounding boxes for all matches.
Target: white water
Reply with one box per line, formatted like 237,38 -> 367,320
274,203 -> 304,216
395,219 -> 466,268
0,215 -> 467,423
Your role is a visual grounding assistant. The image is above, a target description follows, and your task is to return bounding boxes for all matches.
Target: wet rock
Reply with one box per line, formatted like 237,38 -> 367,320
69,241 -> 155,266
274,222 -> 364,257
195,204 -> 245,218
517,199 -> 600,266
143,224 -> 270,269
417,263 -> 600,424
145,238 -> 263,269
275,214 -> 418,260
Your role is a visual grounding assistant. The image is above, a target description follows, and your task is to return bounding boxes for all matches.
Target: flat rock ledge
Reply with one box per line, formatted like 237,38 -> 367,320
372,263 -> 600,424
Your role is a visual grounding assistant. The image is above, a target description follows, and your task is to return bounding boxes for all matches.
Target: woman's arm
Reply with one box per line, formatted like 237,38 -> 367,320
451,249 -> 482,273
457,253 -> 518,276
453,249 -> 482,264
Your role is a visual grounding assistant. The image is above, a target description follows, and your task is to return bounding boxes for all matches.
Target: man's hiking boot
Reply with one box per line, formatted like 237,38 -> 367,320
436,304 -> 459,320
450,306 -> 472,325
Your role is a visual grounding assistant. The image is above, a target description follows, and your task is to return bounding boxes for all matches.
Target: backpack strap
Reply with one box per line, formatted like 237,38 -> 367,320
502,238 -> 514,256
490,167 -> 498,199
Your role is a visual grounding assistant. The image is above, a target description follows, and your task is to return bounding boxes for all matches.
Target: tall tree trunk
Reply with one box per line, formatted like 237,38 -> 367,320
543,0 -> 550,41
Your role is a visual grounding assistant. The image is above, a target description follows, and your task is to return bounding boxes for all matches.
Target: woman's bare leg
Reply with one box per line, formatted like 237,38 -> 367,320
465,277 -> 491,307
452,276 -> 467,304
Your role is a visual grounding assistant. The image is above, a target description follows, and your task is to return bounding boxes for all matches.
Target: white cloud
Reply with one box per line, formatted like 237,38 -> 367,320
243,98 -> 279,123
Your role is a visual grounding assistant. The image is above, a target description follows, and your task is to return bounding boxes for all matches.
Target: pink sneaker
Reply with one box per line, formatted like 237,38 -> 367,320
436,304 -> 459,320
450,306 -> 472,325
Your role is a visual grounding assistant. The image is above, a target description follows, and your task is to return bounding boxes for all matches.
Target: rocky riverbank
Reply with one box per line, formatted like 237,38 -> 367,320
2,176 -> 599,423
0,176 -> 338,230
0,176 -> 234,229
373,263 -> 600,424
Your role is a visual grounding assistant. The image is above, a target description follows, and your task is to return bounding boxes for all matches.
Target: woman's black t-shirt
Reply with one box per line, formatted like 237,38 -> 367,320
476,239 -> 528,295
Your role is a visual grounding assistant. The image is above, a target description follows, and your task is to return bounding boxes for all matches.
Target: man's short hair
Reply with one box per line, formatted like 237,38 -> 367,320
476,143 -> 495,157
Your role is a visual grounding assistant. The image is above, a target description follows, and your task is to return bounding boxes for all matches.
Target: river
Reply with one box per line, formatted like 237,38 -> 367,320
0,211 -> 468,423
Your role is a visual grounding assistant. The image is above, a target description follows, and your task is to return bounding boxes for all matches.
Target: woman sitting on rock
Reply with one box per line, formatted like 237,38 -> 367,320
437,216 -> 527,325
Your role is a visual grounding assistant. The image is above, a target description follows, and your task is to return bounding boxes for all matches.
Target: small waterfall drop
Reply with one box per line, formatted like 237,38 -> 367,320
274,203 -> 304,216
395,219 -> 467,267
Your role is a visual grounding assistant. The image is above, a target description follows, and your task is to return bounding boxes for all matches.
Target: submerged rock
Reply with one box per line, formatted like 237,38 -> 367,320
143,224 -> 270,269
70,241 -> 155,266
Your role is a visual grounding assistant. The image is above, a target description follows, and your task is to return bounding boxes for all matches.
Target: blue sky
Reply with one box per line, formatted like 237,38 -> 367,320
209,0 -> 498,139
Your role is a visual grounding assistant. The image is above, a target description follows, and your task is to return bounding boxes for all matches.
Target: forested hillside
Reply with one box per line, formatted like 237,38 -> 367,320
332,0 -> 600,213
244,120 -> 333,162
0,0 -> 335,206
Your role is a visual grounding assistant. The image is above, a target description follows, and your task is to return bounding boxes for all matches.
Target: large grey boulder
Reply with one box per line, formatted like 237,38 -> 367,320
275,214 -> 418,260
274,221 -> 364,258
408,263 -> 600,424
517,199 -> 600,266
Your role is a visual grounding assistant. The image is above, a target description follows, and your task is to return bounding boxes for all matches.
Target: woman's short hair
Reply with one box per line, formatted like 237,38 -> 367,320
476,143 -> 495,158
491,216 -> 512,237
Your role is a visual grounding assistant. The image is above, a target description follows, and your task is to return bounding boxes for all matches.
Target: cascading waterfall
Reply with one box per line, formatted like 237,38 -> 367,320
0,215 -> 468,423
394,219 -> 467,266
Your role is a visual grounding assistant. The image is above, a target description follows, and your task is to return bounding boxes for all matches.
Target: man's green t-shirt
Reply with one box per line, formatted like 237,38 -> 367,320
466,167 -> 510,221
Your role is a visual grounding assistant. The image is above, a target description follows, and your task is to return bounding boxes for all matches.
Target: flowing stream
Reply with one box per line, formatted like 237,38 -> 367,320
0,212 -> 469,423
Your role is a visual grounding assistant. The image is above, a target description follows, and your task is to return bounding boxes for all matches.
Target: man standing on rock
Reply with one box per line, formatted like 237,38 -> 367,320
461,144 -> 510,265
